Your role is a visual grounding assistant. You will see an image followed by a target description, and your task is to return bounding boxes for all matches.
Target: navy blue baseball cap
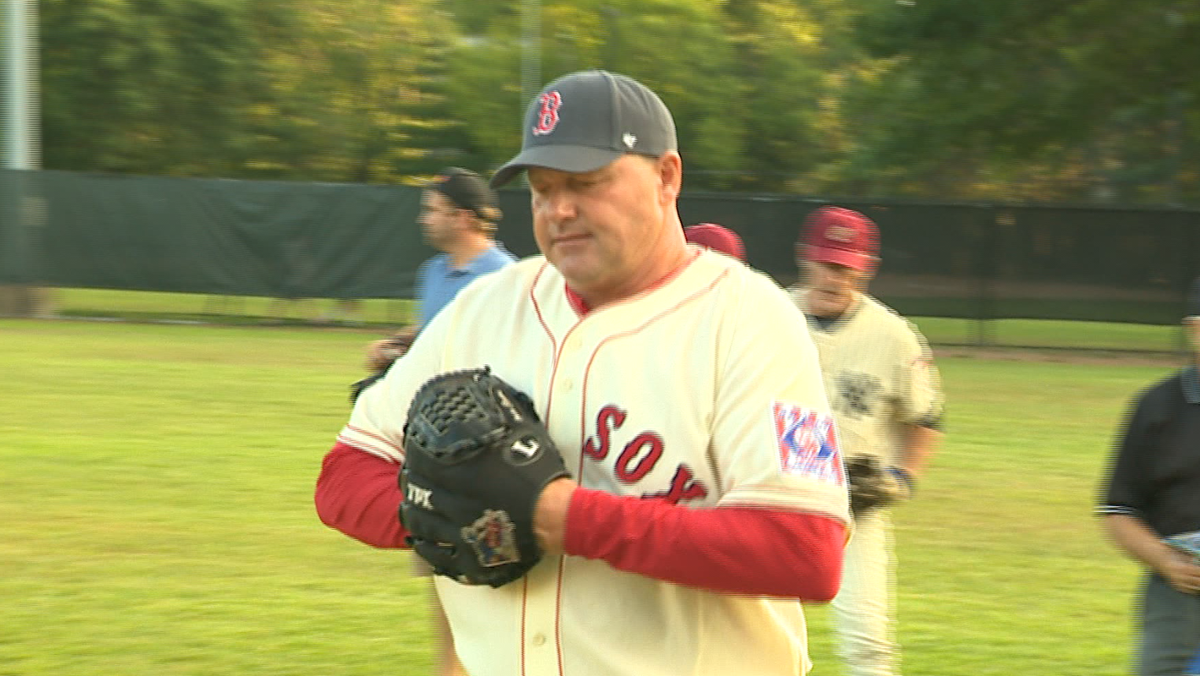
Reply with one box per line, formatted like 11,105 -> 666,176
428,167 -> 501,222
490,70 -> 677,188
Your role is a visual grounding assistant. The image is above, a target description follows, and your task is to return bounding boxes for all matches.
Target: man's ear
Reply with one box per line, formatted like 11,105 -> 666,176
658,151 -> 683,201
453,208 -> 474,232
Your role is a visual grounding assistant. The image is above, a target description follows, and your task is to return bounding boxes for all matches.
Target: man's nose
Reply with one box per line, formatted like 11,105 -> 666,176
542,190 -> 578,221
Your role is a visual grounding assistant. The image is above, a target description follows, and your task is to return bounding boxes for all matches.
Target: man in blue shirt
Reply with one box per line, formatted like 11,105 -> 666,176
363,167 -> 516,374
353,168 -> 516,676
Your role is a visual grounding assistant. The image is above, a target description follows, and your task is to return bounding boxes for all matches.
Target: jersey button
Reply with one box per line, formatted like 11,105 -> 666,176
531,633 -> 547,647
561,378 -> 575,391
565,336 -> 582,352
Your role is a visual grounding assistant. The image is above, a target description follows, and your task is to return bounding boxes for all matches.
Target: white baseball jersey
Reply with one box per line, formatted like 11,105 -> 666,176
789,287 -> 944,464
341,249 -> 850,676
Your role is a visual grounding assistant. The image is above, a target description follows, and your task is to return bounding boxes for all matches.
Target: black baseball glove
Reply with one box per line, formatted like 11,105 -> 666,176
399,367 -> 570,588
845,454 -> 915,516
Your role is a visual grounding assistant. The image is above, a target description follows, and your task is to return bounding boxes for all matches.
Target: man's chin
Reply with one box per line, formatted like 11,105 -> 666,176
551,257 -> 606,292
809,293 -> 852,317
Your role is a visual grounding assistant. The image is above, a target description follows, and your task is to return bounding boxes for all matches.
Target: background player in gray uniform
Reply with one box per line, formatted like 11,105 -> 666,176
789,206 -> 945,676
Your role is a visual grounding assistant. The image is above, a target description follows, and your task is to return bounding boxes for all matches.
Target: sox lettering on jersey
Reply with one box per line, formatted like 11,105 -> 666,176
583,404 -> 710,505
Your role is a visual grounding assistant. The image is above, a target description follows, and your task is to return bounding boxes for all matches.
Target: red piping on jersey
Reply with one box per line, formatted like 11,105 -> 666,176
529,261 -> 573,676
339,424 -> 404,461
531,262 -> 561,359
519,576 -> 529,676
554,556 -> 567,675
562,264 -> 733,669
525,254 -> 717,673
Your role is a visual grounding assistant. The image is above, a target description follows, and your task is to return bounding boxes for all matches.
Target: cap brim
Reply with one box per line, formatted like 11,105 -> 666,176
489,145 -> 623,188
808,246 -> 874,271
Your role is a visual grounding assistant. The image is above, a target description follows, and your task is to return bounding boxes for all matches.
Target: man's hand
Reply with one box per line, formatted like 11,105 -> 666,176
366,326 -> 417,373
533,478 -> 578,556
845,454 -> 914,515
1159,549 -> 1200,595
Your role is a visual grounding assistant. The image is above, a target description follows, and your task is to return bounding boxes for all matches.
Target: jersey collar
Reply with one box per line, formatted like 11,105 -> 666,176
799,289 -> 863,331
563,250 -> 700,317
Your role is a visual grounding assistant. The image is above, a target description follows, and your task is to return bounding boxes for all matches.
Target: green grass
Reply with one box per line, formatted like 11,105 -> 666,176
913,316 -> 1183,353
0,317 -> 1182,675
1,319 -> 434,676
43,287 -> 416,328
28,287 -> 1189,353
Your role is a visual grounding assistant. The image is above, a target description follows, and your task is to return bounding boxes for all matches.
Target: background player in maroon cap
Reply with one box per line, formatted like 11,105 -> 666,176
790,205 -> 945,676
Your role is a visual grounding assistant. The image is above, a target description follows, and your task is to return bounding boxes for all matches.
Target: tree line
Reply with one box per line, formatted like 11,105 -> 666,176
34,0 -> 1200,205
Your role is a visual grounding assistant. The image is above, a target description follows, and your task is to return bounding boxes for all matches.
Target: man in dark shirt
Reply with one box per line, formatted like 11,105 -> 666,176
1097,277 -> 1200,676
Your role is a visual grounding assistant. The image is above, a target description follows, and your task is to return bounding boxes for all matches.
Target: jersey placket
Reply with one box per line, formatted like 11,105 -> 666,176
522,327 -> 590,676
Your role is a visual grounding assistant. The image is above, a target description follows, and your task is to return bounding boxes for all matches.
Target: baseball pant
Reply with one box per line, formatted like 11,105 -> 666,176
1137,573 -> 1200,676
831,510 -> 898,676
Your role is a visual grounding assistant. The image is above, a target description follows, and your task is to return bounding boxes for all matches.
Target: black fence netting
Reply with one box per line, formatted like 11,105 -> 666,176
1,169 -> 433,299
3,169 -> 1199,325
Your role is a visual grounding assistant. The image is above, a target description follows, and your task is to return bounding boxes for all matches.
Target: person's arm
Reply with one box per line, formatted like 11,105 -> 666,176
314,442 -> 409,548
889,318 -> 945,483
535,479 -> 845,601
1097,384 -> 1200,594
895,424 -> 942,481
1103,514 -> 1200,594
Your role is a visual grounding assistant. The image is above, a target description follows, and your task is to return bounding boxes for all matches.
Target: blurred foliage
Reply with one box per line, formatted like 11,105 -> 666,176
31,0 -> 1200,204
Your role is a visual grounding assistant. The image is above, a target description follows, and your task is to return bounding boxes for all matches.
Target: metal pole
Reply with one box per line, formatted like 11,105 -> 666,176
519,0 -> 541,110
5,0 -> 39,170
2,0 -> 48,317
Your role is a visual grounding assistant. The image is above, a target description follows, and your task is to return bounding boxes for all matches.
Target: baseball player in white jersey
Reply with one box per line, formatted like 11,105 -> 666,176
789,206 -> 944,676
315,69 -> 851,676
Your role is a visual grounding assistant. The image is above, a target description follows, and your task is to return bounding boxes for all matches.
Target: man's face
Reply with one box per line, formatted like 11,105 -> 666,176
419,190 -> 463,251
528,153 -> 679,305
802,259 -> 871,318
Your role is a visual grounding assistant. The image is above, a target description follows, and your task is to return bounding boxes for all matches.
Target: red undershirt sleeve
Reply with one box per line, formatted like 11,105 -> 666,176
563,487 -> 845,600
314,442 -> 410,549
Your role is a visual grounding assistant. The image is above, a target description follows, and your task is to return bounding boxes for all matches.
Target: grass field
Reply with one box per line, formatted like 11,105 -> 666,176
27,287 -> 1192,354
0,315 -> 1184,675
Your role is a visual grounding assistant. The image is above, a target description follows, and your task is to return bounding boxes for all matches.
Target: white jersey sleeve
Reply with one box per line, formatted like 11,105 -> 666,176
892,315 -> 944,429
712,270 -> 850,522
336,272 -> 483,463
